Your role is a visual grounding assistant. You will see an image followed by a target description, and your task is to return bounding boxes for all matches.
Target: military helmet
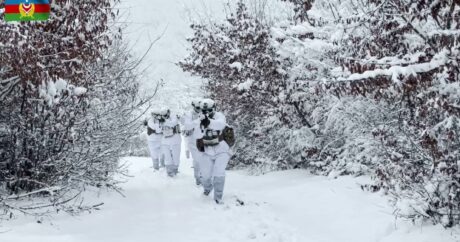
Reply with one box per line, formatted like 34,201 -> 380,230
191,99 -> 202,113
200,99 -> 216,115
152,107 -> 170,120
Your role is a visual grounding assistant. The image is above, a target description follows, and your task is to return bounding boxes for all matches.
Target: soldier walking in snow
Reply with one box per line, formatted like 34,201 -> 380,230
197,99 -> 234,204
181,99 -> 204,185
159,108 -> 182,177
144,109 -> 165,171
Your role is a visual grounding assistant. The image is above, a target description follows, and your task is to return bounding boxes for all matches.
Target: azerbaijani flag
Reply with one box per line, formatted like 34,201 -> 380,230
4,0 -> 50,22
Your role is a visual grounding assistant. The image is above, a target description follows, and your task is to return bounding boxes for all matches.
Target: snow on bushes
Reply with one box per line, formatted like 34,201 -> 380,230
181,0 -> 460,227
180,1 -> 287,170
0,0 -> 151,219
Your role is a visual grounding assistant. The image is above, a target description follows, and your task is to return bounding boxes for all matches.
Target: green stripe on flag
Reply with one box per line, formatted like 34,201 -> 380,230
5,13 -> 49,22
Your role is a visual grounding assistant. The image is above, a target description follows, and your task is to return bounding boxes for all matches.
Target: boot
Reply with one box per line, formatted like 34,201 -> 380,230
159,156 -> 165,168
166,165 -> 176,177
153,159 -> 160,171
213,176 -> 226,202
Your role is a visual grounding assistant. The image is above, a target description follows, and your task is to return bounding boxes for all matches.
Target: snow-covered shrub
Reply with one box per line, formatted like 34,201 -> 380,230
280,0 -> 314,22
270,0 -> 460,226
321,0 -> 460,227
0,0 -> 118,88
124,133 -> 151,157
182,0 -> 460,227
0,1 -> 151,218
180,1 -> 288,169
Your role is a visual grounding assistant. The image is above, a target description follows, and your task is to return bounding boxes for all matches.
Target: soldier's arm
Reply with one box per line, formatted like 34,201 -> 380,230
208,113 -> 227,131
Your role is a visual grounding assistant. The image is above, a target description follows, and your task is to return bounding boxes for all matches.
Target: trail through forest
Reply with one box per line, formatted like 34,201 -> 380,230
2,156 -> 456,242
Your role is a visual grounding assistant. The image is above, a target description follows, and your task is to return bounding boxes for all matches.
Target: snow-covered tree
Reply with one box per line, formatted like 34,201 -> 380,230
182,0 -> 460,226
0,0 -> 151,218
320,0 -> 460,226
180,1 -> 288,168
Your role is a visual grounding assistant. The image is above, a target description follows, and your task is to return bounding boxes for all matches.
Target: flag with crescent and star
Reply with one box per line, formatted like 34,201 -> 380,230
4,0 -> 50,22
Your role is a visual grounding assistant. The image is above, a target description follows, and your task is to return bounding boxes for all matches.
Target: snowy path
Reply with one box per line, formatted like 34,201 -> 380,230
1,157 -> 457,242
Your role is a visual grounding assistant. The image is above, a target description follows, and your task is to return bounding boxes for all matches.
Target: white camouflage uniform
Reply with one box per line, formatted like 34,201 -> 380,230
182,110 -> 203,185
161,115 -> 182,177
146,118 -> 164,170
198,111 -> 231,202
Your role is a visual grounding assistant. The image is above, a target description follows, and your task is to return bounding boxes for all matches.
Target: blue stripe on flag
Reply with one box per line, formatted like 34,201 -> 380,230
5,0 -> 49,4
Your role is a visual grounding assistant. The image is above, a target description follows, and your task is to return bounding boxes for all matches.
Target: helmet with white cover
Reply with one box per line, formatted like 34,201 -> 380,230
191,98 -> 202,113
200,98 -> 216,116
152,107 -> 170,120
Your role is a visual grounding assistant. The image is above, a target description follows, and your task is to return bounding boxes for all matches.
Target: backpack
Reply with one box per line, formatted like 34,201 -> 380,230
196,138 -> 205,152
221,126 -> 235,147
147,127 -> 155,135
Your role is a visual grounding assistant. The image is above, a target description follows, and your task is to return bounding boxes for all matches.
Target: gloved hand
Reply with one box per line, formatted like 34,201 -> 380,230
199,113 -> 207,120
200,116 -> 210,128
143,119 -> 148,126
186,150 -> 191,159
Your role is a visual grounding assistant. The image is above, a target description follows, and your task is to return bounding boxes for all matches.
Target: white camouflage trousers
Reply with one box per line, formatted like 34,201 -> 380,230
148,140 -> 164,170
162,144 -> 181,177
201,152 -> 230,201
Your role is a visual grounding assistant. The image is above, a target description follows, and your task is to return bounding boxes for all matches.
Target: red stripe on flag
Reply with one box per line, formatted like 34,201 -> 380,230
5,4 -> 50,14
4,5 -> 19,13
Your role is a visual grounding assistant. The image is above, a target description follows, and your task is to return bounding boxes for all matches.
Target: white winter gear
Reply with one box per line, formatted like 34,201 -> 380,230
163,127 -> 174,137
151,108 -> 167,120
197,111 -> 231,201
163,144 -> 181,177
182,109 -> 204,185
146,118 -> 164,169
161,108 -> 171,119
200,99 -> 216,116
161,114 -> 181,177
183,129 -> 194,137
198,112 -> 229,156
191,149 -> 203,184
163,125 -> 180,138
152,108 -> 170,122
147,119 -> 162,141
151,108 -> 163,116
213,176 -> 226,202
203,129 -> 220,146
158,107 -> 170,116
201,153 -> 230,201
148,138 -> 165,170
191,99 -> 202,114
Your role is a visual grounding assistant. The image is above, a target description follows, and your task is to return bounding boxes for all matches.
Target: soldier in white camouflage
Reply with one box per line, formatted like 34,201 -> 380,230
196,99 -> 232,204
144,109 -> 165,171
159,108 -> 182,177
181,99 -> 204,185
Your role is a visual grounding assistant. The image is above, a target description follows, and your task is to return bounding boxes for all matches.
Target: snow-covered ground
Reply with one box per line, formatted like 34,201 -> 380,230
3,1 -> 457,241
2,156 -> 458,242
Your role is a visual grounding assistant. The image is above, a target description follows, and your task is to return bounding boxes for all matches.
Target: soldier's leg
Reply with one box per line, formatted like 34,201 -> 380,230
154,142 -> 164,169
162,145 -> 175,177
160,154 -> 165,168
148,140 -> 160,170
212,153 -> 230,202
171,144 -> 181,175
190,147 -> 202,185
200,154 -> 214,195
